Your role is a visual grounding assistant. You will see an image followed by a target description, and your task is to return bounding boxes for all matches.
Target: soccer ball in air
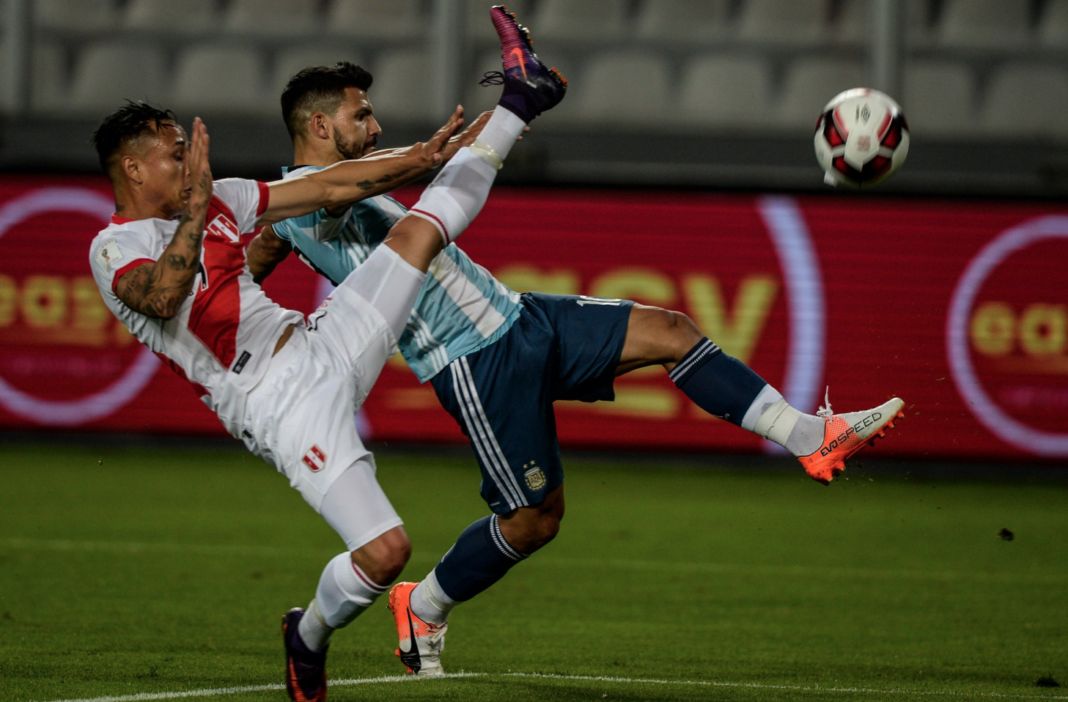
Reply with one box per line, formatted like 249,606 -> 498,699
814,88 -> 909,187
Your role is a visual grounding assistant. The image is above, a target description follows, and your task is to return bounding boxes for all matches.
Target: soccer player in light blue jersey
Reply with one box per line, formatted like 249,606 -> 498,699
248,5 -> 905,679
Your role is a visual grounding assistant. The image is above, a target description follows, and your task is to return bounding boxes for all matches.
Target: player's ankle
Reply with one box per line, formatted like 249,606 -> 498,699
410,574 -> 454,626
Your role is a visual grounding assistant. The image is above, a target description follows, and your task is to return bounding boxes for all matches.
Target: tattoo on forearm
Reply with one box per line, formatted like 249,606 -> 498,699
119,199 -> 209,318
356,167 -> 417,191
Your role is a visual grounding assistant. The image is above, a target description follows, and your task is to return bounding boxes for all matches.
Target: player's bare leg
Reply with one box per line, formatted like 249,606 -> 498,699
616,304 -> 904,484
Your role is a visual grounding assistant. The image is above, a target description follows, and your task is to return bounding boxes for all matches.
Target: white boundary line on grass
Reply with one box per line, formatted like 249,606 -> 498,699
32,672 -> 1068,702
5,538 -> 1068,585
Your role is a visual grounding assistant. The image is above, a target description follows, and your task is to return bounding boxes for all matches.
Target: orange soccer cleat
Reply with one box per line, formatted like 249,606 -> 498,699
798,390 -> 905,485
387,582 -> 447,677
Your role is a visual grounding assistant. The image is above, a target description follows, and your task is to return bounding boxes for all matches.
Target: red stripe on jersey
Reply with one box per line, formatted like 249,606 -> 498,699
111,213 -> 135,225
256,181 -> 270,217
111,258 -> 155,295
186,196 -> 246,369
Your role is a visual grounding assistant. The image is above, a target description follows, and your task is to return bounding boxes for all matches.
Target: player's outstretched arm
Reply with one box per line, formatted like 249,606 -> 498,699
115,117 -> 213,319
257,107 -> 467,226
246,225 -> 292,285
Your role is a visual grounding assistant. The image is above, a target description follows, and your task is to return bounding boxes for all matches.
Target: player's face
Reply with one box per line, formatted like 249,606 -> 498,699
330,87 -> 382,161
135,121 -> 191,218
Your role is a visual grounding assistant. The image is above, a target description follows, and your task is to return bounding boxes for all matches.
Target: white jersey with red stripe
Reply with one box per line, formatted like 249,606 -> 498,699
88,178 -> 303,435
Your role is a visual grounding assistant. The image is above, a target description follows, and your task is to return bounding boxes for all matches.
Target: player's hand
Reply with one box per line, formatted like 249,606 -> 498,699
187,117 -> 213,214
412,106 -> 466,169
442,110 -> 492,162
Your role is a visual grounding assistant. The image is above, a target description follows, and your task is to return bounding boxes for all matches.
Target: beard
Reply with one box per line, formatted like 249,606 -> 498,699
334,131 -> 376,161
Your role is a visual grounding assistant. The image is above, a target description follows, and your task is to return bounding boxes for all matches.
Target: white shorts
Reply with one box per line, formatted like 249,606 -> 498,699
240,281 -> 396,512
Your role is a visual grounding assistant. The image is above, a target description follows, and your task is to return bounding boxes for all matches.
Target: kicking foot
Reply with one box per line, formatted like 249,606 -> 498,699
387,582 -> 447,676
491,4 -> 567,121
797,392 -> 905,485
282,608 -> 328,702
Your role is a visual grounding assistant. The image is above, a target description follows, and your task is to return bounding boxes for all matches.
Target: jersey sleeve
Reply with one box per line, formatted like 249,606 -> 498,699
273,207 -> 348,244
88,228 -> 158,296
212,178 -> 270,234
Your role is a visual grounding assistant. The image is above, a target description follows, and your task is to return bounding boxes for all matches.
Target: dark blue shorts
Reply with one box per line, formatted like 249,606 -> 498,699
431,292 -> 633,514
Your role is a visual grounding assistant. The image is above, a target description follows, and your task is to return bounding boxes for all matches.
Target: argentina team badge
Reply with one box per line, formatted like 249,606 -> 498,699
523,461 -> 546,491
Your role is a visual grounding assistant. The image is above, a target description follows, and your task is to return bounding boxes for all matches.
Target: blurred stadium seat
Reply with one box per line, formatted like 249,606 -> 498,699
635,0 -> 731,43
123,0 -> 217,33
533,0 -> 630,43
225,0 -> 321,37
938,0 -> 1032,48
34,0 -> 117,32
572,51 -> 672,125
327,0 -> 425,40
29,42 -> 68,113
173,46 -> 270,115
1040,0 -> 1068,47
982,62 -> 1068,138
70,44 -> 169,114
902,60 -> 977,136
678,55 -> 774,128
777,58 -> 864,128
836,0 -> 931,46
367,49 -> 433,123
270,47 -> 367,102
737,0 -> 831,46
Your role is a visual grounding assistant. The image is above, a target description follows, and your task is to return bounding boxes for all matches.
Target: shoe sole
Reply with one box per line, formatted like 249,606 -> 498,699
494,5 -> 569,90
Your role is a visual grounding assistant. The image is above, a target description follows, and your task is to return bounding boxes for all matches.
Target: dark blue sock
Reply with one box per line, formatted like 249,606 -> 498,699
669,338 -> 768,427
433,514 -> 526,603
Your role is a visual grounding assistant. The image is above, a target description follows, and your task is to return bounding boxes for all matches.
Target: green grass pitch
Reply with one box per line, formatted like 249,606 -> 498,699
1,442 -> 1066,702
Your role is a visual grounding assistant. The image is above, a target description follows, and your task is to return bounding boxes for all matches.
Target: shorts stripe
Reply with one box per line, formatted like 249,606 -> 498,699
449,360 -> 526,511
489,515 -> 526,562
668,339 -> 720,384
456,358 -> 527,508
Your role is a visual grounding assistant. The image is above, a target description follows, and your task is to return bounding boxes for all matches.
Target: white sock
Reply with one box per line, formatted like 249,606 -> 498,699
409,147 -> 498,245
340,244 -> 425,342
409,570 -> 456,626
298,551 -> 389,650
743,385 -> 825,457
470,107 -> 527,168
297,599 -> 332,651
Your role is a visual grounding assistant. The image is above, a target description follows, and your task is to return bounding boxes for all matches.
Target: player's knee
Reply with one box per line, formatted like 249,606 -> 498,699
352,528 -> 411,584
533,511 -> 562,549
647,307 -> 703,360
511,502 -> 564,553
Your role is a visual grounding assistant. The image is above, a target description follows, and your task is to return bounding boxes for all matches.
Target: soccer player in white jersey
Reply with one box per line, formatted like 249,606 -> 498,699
248,5 -> 905,679
87,28 -> 562,699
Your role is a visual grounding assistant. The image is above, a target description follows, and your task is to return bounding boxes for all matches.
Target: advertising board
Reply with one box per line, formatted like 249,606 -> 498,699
1,177 -> 1064,461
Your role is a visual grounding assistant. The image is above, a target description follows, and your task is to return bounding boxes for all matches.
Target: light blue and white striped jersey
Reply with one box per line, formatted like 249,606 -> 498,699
272,165 -> 522,382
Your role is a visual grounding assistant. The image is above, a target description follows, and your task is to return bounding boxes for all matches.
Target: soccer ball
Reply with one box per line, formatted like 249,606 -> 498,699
814,88 -> 909,187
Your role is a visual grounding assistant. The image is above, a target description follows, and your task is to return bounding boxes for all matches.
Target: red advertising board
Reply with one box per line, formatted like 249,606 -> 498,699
1,176 -> 1065,462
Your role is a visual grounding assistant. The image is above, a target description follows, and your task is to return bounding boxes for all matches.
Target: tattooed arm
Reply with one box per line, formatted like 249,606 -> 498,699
257,106 -> 472,226
115,118 -> 213,319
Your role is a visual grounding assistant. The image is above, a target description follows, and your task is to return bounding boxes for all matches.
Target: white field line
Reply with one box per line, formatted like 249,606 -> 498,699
3,537 -> 1067,585
30,673 -> 480,702
31,671 -> 1068,702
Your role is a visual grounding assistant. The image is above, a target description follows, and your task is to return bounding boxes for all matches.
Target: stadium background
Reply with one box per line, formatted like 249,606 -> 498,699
3,2 -> 1068,702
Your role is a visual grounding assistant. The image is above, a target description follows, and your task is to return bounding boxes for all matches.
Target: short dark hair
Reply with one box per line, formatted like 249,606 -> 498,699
91,101 -> 178,175
280,62 -> 374,139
